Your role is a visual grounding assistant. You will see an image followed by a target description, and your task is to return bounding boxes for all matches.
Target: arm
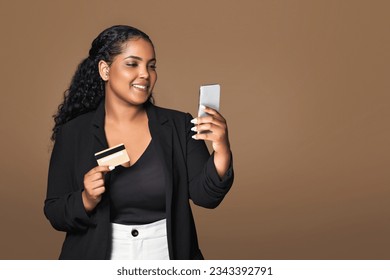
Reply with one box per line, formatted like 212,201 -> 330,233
192,106 -> 232,177
43,127 -> 96,233
185,112 -> 234,209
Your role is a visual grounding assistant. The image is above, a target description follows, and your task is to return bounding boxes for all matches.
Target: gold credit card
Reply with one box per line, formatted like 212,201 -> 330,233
94,143 -> 130,167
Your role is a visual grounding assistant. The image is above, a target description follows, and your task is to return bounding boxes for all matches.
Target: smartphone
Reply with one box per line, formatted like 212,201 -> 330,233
198,84 -> 220,117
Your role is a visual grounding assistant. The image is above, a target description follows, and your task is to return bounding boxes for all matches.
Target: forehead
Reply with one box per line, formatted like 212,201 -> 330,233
118,38 -> 155,59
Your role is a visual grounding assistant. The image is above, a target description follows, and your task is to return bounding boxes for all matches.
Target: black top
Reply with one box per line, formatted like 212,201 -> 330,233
109,139 -> 166,225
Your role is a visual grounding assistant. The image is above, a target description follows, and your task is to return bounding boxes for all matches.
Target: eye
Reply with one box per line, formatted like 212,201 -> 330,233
126,63 -> 138,67
149,64 -> 157,70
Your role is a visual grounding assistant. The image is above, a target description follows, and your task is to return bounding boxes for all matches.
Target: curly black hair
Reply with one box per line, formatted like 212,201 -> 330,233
51,25 -> 153,141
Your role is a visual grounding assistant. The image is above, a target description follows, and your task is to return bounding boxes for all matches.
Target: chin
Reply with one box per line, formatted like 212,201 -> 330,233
129,94 -> 151,105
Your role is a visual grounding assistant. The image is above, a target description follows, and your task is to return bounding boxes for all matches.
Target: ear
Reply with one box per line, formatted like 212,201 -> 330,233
98,60 -> 110,81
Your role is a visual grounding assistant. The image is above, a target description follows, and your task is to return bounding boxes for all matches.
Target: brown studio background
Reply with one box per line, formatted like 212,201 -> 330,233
0,0 -> 389,259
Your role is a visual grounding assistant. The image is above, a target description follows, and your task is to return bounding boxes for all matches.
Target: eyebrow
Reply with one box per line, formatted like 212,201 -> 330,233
124,55 -> 156,62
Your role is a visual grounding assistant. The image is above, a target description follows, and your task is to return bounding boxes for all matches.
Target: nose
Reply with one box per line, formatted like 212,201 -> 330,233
139,66 -> 150,79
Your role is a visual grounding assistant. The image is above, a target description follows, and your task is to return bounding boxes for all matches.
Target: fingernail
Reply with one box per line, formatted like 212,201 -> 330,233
192,134 -> 197,139
200,105 -> 206,110
109,166 -> 115,170
191,126 -> 197,132
190,118 -> 198,124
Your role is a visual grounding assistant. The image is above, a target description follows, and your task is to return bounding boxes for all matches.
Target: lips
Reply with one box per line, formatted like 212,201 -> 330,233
132,84 -> 149,91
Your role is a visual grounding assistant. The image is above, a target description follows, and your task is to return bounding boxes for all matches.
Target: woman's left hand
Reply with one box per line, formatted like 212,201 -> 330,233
191,106 -> 231,178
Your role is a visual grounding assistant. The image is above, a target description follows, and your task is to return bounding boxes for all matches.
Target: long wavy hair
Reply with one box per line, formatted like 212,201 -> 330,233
51,25 -> 153,141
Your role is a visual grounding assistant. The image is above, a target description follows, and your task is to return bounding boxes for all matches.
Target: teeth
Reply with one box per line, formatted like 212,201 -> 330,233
133,84 -> 147,90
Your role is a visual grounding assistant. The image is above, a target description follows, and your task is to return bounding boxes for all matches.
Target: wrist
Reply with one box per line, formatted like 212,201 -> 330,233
213,148 -> 232,179
82,191 -> 96,213
214,145 -> 231,157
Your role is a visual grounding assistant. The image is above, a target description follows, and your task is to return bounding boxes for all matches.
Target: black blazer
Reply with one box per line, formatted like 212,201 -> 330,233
44,100 -> 234,259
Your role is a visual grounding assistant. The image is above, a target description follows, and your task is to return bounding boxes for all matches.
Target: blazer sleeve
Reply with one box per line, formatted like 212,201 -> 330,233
185,113 -> 234,208
44,126 -> 96,233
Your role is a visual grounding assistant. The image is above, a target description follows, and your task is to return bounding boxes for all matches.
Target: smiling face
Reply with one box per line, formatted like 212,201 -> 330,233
100,38 -> 157,106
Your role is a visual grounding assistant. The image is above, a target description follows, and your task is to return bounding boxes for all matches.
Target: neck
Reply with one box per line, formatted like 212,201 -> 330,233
104,98 -> 148,125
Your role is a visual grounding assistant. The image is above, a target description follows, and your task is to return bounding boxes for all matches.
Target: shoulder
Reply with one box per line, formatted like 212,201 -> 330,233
55,111 -> 95,146
149,103 -> 193,122
61,111 -> 94,133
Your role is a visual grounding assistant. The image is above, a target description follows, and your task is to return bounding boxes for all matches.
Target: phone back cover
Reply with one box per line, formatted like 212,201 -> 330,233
198,84 -> 220,117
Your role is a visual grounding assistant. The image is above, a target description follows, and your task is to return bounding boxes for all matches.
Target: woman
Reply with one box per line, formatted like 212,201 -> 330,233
44,25 -> 234,260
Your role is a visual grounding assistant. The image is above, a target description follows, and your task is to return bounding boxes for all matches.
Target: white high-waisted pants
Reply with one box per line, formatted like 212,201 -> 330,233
110,219 -> 170,260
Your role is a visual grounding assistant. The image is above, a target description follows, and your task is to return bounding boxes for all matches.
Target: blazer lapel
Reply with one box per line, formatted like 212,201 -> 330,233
146,102 -> 174,259
146,102 -> 173,199
91,100 -> 109,152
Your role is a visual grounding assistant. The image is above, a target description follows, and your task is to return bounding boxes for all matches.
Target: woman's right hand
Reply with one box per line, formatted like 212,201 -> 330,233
82,165 -> 113,213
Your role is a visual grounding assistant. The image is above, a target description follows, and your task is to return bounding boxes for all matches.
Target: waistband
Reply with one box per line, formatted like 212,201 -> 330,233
111,219 -> 167,240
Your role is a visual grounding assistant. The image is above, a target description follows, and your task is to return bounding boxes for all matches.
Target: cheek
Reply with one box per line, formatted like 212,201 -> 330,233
118,70 -> 133,80
109,71 -> 132,90
112,66 -> 133,80
151,71 -> 158,83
